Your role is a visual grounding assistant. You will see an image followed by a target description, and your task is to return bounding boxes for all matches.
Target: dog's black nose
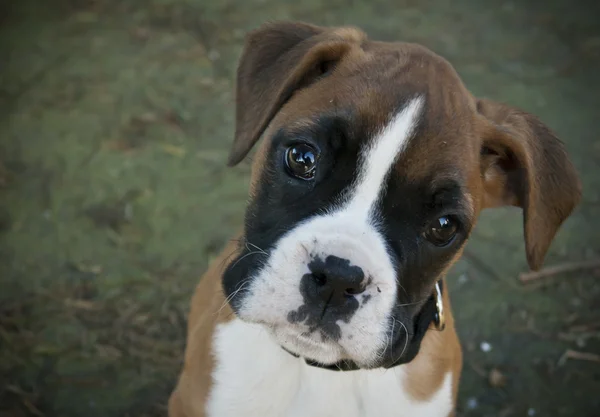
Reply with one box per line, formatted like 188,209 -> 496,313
289,255 -> 367,340
308,255 -> 365,303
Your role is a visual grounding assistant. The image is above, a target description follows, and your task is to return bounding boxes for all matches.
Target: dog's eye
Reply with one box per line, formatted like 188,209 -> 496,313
424,216 -> 459,246
285,144 -> 318,180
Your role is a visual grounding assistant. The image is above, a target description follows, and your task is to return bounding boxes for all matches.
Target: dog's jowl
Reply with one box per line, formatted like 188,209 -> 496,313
168,22 -> 581,417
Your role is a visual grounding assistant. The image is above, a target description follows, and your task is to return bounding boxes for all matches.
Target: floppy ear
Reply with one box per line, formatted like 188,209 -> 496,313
477,98 -> 582,271
228,21 -> 366,166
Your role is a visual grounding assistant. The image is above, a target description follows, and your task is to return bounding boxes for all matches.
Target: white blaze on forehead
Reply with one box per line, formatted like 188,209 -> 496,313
345,96 -> 424,215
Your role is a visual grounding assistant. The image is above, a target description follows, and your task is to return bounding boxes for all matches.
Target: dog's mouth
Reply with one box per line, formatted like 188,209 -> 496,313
271,324 -> 348,365
259,289 -> 445,370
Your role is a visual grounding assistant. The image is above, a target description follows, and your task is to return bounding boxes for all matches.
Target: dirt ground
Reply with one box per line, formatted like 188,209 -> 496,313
1,0 -> 599,416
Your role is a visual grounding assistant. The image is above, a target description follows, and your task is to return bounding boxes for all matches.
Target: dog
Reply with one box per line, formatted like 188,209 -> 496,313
168,21 -> 581,417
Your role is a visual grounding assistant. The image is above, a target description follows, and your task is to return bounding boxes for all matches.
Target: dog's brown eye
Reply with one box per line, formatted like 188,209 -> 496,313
285,144 -> 318,180
424,216 -> 458,246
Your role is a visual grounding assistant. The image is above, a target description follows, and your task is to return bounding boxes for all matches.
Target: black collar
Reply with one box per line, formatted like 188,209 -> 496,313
282,280 -> 445,371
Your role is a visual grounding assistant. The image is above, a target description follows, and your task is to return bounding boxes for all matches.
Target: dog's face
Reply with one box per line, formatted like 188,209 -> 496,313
221,22 -> 581,368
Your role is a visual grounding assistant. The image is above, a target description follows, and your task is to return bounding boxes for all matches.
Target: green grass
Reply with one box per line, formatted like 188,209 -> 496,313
1,0 -> 599,416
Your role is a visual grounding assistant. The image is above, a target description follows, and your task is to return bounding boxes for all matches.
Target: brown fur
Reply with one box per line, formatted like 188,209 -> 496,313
476,99 -> 582,269
168,237 -> 240,417
169,21 -> 581,417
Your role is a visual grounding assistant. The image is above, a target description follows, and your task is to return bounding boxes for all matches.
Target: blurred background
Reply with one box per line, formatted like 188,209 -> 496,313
1,0 -> 599,416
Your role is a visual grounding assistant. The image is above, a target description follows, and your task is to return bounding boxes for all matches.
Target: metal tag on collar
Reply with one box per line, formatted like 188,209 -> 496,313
433,281 -> 446,331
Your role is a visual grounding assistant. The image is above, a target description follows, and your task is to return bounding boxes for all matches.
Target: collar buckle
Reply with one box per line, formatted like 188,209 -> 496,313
433,281 -> 446,331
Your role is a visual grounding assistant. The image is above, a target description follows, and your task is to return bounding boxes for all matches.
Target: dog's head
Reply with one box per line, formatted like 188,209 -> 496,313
221,22 -> 581,368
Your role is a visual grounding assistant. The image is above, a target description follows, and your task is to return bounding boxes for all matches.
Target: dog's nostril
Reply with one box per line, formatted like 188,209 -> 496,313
312,272 -> 327,286
343,286 -> 365,297
306,256 -> 366,304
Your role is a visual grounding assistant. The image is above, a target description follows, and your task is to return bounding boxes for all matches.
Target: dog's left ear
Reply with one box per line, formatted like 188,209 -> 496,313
228,21 -> 366,166
477,98 -> 582,271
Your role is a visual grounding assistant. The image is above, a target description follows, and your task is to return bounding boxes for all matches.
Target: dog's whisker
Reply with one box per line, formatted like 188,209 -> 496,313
395,296 -> 431,308
217,250 -> 240,270
230,250 -> 267,270
398,320 -> 409,360
375,333 -> 388,362
245,241 -> 268,255
216,281 -> 250,315
299,243 -> 311,258
388,318 -> 396,360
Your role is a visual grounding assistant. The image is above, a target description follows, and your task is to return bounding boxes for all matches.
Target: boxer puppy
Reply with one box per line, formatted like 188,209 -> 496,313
168,21 -> 581,417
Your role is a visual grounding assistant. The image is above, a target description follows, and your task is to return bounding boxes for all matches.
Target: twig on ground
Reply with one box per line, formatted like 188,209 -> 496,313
557,349 -> 600,366
568,322 -> 600,332
519,259 -> 600,283
5,385 -> 45,417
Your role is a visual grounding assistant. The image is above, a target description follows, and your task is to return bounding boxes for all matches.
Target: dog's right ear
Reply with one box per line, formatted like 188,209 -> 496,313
227,21 -> 366,166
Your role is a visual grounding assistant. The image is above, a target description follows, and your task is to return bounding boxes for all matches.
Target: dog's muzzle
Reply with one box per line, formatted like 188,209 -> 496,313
282,280 -> 446,371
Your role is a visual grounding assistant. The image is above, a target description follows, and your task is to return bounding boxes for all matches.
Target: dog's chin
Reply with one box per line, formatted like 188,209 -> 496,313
271,325 -> 349,365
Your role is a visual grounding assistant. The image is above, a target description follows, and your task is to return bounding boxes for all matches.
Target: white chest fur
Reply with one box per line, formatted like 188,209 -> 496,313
206,319 -> 454,417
